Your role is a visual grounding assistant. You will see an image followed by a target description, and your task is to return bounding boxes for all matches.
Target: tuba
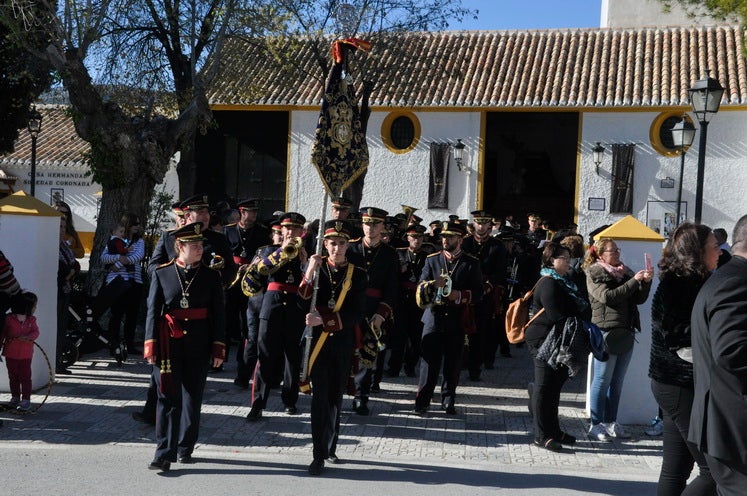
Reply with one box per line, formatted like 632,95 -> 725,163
401,204 -> 418,226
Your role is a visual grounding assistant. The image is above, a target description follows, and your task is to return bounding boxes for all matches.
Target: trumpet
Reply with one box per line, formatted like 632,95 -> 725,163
401,204 -> 418,226
281,236 -> 303,260
434,268 -> 452,305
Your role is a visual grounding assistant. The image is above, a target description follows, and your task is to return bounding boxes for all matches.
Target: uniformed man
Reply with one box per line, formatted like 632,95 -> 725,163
347,207 -> 399,415
245,212 -> 308,420
414,221 -> 482,415
224,199 -> 270,388
388,224 -> 429,377
305,197 -> 362,255
171,202 -> 186,228
299,220 -> 366,476
144,222 -> 226,471
462,210 -> 510,379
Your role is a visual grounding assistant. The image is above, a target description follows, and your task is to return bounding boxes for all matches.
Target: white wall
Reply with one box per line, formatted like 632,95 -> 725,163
288,110 -> 481,223
601,0 -> 721,28
579,110 -> 747,243
0,213 -> 59,392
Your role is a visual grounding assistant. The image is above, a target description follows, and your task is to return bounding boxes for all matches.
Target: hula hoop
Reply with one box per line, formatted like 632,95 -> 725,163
0,340 -> 54,416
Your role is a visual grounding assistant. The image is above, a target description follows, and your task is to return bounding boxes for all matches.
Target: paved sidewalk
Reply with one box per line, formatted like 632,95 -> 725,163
0,344 -> 663,494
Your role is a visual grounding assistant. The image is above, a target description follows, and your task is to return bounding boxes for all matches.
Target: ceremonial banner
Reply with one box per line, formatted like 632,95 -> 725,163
310,39 -> 372,197
610,143 -> 636,214
428,142 -> 451,209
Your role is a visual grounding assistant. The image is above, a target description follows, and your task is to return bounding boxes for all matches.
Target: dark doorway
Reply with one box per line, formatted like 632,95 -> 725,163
483,112 -> 579,229
195,110 -> 288,219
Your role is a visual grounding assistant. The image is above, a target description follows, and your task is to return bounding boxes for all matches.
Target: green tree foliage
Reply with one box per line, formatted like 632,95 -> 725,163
0,4 -> 54,154
659,0 -> 746,23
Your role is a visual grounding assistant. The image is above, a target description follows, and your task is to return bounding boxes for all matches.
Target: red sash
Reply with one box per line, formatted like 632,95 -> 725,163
267,282 -> 298,293
365,288 -> 382,298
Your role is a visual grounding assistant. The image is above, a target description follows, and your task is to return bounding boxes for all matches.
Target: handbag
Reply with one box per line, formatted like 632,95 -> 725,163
602,327 -> 635,355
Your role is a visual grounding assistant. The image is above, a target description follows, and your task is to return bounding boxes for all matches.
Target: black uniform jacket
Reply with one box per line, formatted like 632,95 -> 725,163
148,228 -> 237,286
255,244 -> 305,320
418,251 -> 483,335
347,240 -> 399,320
462,234 -> 508,297
689,255 -> 747,466
397,247 -> 428,298
224,222 -> 270,265
144,261 -> 226,361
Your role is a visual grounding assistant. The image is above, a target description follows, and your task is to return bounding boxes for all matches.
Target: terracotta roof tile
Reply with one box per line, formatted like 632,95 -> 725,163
0,106 -> 89,169
209,26 -> 747,109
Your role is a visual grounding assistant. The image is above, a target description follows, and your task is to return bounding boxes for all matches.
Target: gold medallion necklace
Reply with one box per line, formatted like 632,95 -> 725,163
175,262 -> 200,309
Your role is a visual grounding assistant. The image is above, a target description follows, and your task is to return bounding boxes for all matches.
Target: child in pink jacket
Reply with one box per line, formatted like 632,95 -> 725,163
2,292 -> 39,411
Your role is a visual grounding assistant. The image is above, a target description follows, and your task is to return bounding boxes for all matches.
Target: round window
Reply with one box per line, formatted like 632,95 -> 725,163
650,112 -> 695,157
381,112 -> 420,154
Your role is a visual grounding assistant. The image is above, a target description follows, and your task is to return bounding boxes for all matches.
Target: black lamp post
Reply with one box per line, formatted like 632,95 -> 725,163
688,70 -> 724,223
26,107 -> 43,197
453,138 -> 465,171
592,142 -> 605,175
670,116 -> 696,225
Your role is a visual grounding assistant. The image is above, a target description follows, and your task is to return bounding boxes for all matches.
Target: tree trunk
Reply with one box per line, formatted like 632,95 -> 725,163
176,129 -> 198,199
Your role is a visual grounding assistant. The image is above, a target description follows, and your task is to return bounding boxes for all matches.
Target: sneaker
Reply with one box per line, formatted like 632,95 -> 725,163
588,423 -> 610,441
7,397 -> 20,409
645,417 -> 664,436
17,400 -> 31,412
604,421 -> 632,439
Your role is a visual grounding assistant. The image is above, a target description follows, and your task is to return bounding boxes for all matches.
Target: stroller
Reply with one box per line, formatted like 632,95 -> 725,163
58,291 -> 127,368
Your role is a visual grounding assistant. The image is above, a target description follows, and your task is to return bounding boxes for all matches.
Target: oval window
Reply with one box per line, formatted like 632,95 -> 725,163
650,112 -> 695,157
381,112 -> 420,154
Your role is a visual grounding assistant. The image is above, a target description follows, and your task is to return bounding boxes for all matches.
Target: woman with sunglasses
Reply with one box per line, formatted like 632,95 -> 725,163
54,201 -> 85,258
583,238 -> 652,442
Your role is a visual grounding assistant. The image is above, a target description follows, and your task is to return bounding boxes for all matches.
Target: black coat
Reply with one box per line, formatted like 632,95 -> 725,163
462,234 -> 508,298
148,229 -> 237,286
689,255 -> 747,465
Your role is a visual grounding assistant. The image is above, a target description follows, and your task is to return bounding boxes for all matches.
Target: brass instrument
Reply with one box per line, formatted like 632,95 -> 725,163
209,252 -> 225,270
401,204 -> 418,226
434,268 -> 452,305
226,263 -> 251,290
281,236 -> 303,260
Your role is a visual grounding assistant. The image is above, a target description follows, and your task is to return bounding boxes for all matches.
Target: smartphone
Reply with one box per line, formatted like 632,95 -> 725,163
644,252 -> 653,272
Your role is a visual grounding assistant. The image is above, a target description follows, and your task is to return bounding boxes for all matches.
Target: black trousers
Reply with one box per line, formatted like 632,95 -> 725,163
415,330 -> 464,409
108,282 -> 142,346
153,354 -> 209,462
531,356 -> 568,443
225,286 -> 248,366
484,310 -> 510,366
253,308 -> 304,409
239,292 -> 263,383
387,297 -> 423,375
651,380 -> 716,496
310,330 -> 354,461
467,300 -> 492,377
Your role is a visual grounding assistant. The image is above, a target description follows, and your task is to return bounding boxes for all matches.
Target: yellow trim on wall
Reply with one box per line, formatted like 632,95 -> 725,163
286,111 -> 293,211
649,112 -> 694,157
380,111 -> 421,154
476,112 -> 487,210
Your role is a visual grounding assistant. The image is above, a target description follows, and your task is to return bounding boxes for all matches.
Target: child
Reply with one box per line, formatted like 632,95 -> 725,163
105,224 -> 134,273
1,291 -> 39,411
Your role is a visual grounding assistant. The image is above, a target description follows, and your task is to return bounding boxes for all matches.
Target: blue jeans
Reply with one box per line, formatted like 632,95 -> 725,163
589,347 -> 633,424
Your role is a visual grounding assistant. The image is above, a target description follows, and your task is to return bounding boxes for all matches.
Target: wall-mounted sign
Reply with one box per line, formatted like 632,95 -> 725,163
588,197 -> 606,211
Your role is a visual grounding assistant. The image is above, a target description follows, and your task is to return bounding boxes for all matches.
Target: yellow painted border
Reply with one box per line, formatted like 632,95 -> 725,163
380,111 -> 421,154
285,111 -> 292,211
476,112 -> 487,210
649,112 -> 694,157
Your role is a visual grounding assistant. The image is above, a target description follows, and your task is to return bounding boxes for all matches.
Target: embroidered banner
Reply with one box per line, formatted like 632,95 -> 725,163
610,143 -> 636,214
428,143 -> 450,209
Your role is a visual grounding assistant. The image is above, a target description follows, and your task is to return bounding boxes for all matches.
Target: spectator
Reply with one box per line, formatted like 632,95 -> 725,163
525,242 -> 591,452
54,201 -> 85,258
57,215 -> 80,375
96,213 -> 145,353
583,237 -> 652,441
713,228 -> 731,268
2,292 -> 40,411
690,215 -> 747,496
650,222 -> 718,495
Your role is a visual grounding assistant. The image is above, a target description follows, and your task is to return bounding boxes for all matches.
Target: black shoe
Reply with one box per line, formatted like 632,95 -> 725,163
132,411 -> 156,426
209,365 -> 224,373
308,458 -> 325,476
246,405 -> 263,422
284,406 -> 298,415
534,438 -> 563,452
558,432 -> 577,446
327,454 -> 341,464
404,368 -> 417,378
56,368 -> 72,375
468,374 -> 481,382
413,406 -> 427,416
352,400 -> 369,416
444,405 -> 457,415
385,369 -> 400,378
148,458 -> 171,472
178,454 -> 194,464
370,383 -> 381,393
233,378 -> 249,389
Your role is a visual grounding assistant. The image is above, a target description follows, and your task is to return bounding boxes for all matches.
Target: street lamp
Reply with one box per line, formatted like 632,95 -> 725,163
453,138 -> 465,171
26,106 -> 43,196
592,142 -> 605,175
670,116 -> 696,225
688,70 -> 724,223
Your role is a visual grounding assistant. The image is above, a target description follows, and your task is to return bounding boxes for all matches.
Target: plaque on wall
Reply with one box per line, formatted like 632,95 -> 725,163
588,197 -> 606,211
